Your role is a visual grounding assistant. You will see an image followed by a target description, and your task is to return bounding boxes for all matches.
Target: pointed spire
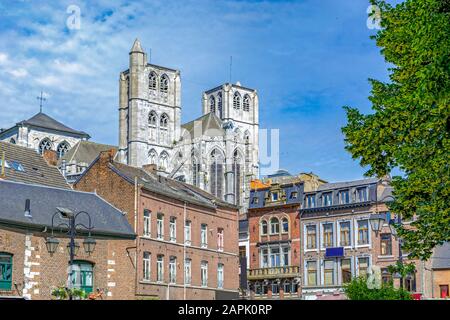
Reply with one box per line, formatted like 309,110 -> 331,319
130,38 -> 144,53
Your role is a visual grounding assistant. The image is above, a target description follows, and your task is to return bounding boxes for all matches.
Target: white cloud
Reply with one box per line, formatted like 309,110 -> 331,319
7,68 -> 28,78
0,52 -> 8,65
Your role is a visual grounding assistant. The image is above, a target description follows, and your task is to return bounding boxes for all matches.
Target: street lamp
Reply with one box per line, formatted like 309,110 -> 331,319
369,213 -> 386,235
45,207 -> 96,300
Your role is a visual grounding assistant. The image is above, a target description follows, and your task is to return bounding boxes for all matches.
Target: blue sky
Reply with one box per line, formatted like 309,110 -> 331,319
0,0 -> 402,182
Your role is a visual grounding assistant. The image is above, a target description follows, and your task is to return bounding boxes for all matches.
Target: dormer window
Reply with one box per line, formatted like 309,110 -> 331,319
305,194 -> 316,208
339,190 -> 350,204
271,192 -> 279,201
322,192 -> 333,206
251,197 -> 259,205
357,187 -> 368,202
290,191 -> 298,199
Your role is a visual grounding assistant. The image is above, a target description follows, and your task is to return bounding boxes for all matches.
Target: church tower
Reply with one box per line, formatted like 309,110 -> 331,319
118,39 -> 181,170
201,82 -> 259,208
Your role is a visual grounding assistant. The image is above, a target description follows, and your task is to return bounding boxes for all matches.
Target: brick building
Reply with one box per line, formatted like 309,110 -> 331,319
74,151 -> 240,300
246,171 -> 326,299
0,180 -> 135,300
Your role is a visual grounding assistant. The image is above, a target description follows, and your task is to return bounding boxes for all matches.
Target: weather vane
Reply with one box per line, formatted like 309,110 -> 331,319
37,91 -> 46,113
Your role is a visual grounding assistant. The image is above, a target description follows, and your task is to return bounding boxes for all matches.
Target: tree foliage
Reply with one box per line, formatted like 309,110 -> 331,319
344,277 -> 413,300
342,0 -> 450,260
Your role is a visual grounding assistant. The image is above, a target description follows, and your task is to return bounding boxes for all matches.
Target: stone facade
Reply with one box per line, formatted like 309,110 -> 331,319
117,39 -> 259,211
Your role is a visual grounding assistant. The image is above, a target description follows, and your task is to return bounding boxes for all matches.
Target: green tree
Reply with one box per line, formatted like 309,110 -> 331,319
344,277 -> 413,300
342,0 -> 450,260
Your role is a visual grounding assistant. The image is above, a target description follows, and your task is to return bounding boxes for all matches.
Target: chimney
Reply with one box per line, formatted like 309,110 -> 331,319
43,150 -> 58,166
99,149 -> 116,165
142,164 -> 157,174
24,199 -> 32,218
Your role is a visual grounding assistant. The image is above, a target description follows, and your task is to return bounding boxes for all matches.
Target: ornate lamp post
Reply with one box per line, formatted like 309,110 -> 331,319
45,207 -> 96,300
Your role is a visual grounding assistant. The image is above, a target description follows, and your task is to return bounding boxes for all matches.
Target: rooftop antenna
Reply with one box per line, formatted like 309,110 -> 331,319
37,91 -> 46,113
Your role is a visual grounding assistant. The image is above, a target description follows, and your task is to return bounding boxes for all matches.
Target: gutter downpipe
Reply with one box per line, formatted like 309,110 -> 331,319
183,201 -> 187,300
134,177 -> 139,297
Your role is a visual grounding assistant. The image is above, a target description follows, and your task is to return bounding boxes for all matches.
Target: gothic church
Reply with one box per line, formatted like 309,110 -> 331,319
117,39 -> 259,209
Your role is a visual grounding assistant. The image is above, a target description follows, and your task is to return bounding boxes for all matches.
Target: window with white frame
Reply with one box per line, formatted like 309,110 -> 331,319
339,190 -> 350,204
357,220 -> 369,245
358,257 -> 370,277
271,282 -> 279,295
323,260 -> 335,285
339,221 -> 351,247
169,217 -> 176,242
357,187 -> 368,202
340,258 -> 352,284
305,194 -> 316,208
157,213 -> 164,240
201,261 -> 208,287
184,220 -> 191,245
169,256 -> 176,284
261,248 -> 269,268
217,263 -> 224,289
201,224 -> 208,248
281,218 -> 289,233
143,209 -> 151,237
270,217 -> 280,234
143,251 -> 151,281
217,228 -> 224,251
322,192 -> 333,206
260,220 -> 268,235
322,223 -> 334,248
282,247 -> 290,266
306,261 -> 317,286
157,255 -> 164,282
306,225 -> 317,250
184,258 -> 192,285
270,247 -> 281,267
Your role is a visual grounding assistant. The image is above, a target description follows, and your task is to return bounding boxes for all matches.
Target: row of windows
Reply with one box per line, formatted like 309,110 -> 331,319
260,246 -> 290,268
148,149 -> 169,170
260,217 -> 289,235
305,257 -> 370,287
304,187 -> 369,208
304,219 -> 371,250
209,92 -> 251,114
148,72 -> 169,93
148,111 -> 170,145
38,138 -> 71,158
254,280 -> 298,296
142,253 -> 224,288
143,210 -> 225,251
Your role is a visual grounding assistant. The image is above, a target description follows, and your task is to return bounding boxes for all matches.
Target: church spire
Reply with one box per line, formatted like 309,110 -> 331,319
130,38 -> 144,54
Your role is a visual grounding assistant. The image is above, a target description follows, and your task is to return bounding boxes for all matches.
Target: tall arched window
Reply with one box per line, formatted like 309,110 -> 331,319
232,149 -> 242,206
243,95 -> 251,112
148,149 -> 158,165
57,141 -> 70,159
149,111 -> 158,142
192,150 -> 200,187
233,92 -> 241,110
282,218 -> 289,233
149,72 -> 157,91
160,114 -> 169,145
217,92 -> 223,118
159,152 -> 169,171
160,74 -> 169,93
261,220 -> 268,235
209,96 -> 216,113
270,217 -> 280,234
38,138 -> 52,155
210,149 -> 224,199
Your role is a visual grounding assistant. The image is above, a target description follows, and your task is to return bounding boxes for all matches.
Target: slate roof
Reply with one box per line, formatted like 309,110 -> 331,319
0,141 -> 70,189
181,112 -> 224,138
59,140 -> 117,166
432,242 -> 450,269
317,177 -> 379,192
109,161 -> 238,210
16,112 -> 90,138
0,180 -> 135,239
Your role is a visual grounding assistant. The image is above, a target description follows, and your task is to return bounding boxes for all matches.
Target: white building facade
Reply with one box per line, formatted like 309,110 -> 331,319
117,39 -> 259,209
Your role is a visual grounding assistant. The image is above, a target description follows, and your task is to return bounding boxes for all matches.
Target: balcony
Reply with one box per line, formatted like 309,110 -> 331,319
247,266 -> 300,280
